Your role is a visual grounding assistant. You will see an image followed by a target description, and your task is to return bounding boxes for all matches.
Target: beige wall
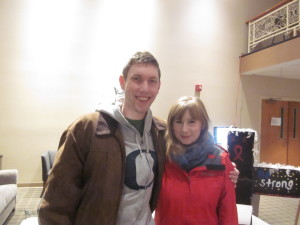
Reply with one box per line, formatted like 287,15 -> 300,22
240,75 -> 300,133
0,0 -> 287,184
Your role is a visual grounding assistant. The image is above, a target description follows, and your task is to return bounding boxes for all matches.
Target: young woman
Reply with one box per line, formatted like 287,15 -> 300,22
155,96 -> 238,225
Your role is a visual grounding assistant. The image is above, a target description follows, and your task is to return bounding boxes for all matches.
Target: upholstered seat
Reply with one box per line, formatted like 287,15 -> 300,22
41,150 -> 56,196
0,169 -> 18,225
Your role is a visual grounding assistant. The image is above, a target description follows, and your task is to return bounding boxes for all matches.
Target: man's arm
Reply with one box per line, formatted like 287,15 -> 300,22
38,129 -> 85,225
229,162 -> 239,185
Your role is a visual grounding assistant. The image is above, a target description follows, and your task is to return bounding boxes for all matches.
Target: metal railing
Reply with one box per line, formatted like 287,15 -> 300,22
248,0 -> 300,53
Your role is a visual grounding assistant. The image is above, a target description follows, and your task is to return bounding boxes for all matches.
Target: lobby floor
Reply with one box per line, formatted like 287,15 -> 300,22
3,187 -> 300,225
258,194 -> 300,225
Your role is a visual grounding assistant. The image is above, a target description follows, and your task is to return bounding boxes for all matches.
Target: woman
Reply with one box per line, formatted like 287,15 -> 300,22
155,96 -> 238,225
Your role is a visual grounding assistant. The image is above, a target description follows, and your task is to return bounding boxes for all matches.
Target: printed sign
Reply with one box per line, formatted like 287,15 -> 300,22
252,167 -> 300,197
271,117 -> 281,126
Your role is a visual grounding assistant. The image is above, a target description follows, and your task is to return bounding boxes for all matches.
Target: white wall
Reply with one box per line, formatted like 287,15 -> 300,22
0,0 -> 287,184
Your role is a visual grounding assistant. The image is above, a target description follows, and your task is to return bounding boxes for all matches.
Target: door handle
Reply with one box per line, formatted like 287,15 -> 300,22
280,107 -> 284,139
293,107 -> 297,139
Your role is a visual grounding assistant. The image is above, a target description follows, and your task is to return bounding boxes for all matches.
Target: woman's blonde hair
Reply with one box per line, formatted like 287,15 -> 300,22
166,96 -> 210,158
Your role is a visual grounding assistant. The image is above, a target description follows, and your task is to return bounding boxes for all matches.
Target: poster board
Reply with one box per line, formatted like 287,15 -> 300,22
252,166 -> 300,197
227,129 -> 255,179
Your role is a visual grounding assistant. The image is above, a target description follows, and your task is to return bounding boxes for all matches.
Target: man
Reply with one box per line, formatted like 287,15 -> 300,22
38,51 -> 238,225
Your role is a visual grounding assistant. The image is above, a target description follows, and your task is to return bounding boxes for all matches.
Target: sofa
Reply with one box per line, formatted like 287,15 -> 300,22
0,169 -> 18,225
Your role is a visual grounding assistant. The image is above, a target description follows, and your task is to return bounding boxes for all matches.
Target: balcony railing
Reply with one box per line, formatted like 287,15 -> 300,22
247,0 -> 300,53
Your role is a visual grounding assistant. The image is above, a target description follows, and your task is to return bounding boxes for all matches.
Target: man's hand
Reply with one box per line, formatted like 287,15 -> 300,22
229,162 -> 239,186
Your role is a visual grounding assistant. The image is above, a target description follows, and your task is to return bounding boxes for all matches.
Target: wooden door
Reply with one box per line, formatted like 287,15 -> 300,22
260,99 -> 300,166
287,102 -> 300,166
260,99 -> 288,164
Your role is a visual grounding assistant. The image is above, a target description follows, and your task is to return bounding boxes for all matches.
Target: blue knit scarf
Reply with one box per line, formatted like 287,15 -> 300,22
171,132 -> 221,172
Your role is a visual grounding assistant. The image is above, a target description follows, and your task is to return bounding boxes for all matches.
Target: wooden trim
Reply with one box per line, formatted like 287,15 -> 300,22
239,36 -> 300,74
246,0 -> 294,24
18,182 -> 43,187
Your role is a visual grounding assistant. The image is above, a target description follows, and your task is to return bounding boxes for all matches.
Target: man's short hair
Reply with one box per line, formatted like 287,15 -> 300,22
122,51 -> 161,80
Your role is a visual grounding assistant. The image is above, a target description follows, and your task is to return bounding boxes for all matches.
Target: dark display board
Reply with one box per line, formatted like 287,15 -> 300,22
227,131 -> 255,179
252,167 -> 300,197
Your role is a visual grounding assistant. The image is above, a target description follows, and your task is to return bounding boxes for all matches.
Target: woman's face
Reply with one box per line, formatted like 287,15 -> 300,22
173,110 -> 202,145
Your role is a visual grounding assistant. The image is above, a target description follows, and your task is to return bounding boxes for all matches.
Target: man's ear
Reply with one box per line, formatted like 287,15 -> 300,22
119,75 -> 125,90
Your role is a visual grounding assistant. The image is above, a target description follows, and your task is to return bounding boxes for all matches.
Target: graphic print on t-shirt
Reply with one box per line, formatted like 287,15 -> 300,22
125,149 -> 157,190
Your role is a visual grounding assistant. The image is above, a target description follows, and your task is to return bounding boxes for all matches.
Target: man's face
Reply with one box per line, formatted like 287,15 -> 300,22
119,63 -> 161,120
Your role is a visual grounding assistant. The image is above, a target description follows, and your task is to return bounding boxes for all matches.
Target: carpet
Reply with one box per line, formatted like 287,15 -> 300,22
3,187 -> 42,225
3,186 -> 300,224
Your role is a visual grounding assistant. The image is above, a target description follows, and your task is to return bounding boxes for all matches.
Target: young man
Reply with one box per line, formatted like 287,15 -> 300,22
38,51 -> 238,225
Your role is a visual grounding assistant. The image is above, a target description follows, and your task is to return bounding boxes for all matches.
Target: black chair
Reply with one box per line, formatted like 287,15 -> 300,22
41,150 -> 56,196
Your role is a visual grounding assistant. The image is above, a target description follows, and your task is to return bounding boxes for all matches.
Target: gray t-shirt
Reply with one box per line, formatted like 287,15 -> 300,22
100,105 -> 156,225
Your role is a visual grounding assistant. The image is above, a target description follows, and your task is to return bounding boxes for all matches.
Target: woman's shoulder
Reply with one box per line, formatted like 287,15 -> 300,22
216,147 -> 235,171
